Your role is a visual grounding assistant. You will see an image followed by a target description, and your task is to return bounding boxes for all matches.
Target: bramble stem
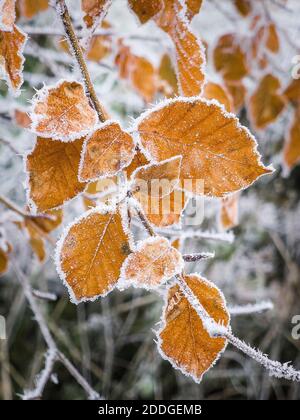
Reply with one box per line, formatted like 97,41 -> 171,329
55,0 -> 107,122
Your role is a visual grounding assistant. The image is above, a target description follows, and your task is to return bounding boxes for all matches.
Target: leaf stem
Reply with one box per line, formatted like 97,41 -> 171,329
54,0 -> 107,123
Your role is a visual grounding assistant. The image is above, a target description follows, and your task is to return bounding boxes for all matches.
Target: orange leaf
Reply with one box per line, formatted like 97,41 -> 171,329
138,187 -> 189,228
234,0 -> 251,16
249,74 -> 286,130
158,53 -> 178,98
283,108 -> 300,173
203,82 -> 233,112
127,0 -> 162,24
225,81 -> 246,113
120,236 -> 183,290
0,24 -> 27,94
115,42 -> 157,102
56,207 -> 131,303
27,209 -> 63,234
214,34 -> 248,82
86,31 -> 112,62
25,220 -> 46,262
0,0 -> 16,31
185,0 -> 203,21
158,274 -> 230,382
0,243 -> 10,275
14,108 -> 31,128
283,79 -> 300,106
219,193 -> 239,230
17,0 -> 48,19
132,156 -> 182,199
81,0 -> 111,29
137,97 -> 272,197
125,149 -> 149,178
155,0 -> 205,96
266,23 -> 280,53
26,137 -> 87,213
79,121 -> 136,182
31,80 -> 98,142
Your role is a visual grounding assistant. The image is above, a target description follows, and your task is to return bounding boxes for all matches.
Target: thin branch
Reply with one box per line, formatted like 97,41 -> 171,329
54,0 -> 107,122
32,290 -> 58,302
229,301 -> 274,316
183,252 -> 215,262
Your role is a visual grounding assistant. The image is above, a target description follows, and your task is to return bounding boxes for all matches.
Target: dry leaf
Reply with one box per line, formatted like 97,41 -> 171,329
0,244 -> 10,275
26,137 -> 87,213
25,220 -> 46,262
0,24 -> 27,95
86,21 -> 112,62
115,42 -> 157,102
283,79 -> 300,105
132,156 -> 182,199
266,23 -> 280,53
14,108 -> 31,128
56,207 -> 130,303
203,82 -> 233,112
225,81 -> 246,113
158,53 -> 178,98
234,0 -> 251,16
82,0 -> 111,29
249,74 -> 286,130
158,273 -> 230,382
137,97 -> 272,197
17,0 -> 48,19
79,121 -> 136,182
127,0 -> 162,24
220,193 -> 239,230
185,0 -> 203,21
125,150 -> 149,178
214,34 -> 248,82
120,236 -> 183,290
30,80 -> 98,142
0,0 -> 16,31
283,108 -> 300,173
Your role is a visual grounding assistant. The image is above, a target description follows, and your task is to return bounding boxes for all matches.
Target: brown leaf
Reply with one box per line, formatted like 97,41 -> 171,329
27,209 -> 63,234
17,0 -> 48,19
234,0 -> 251,16
14,108 -> 31,128
266,23 -> 280,53
127,0 -> 162,24
25,220 -> 46,262
203,82 -> 233,112
249,74 -> 286,130
158,53 -> 178,98
82,0 -> 111,29
26,137 -> 87,213
283,107 -> 300,173
220,193 -> 239,230
0,24 -> 27,94
0,0 -> 16,31
115,42 -> 157,102
79,121 -> 136,182
214,34 -> 248,82
283,79 -> 300,106
158,273 -> 230,382
132,156 -> 182,199
185,0 -> 203,21
125,150 -> 149,178
86,22 -> 112,62
56,207 -> 130,303
0,245 -> 10,275
225,81 -> 246,113
121,236 -> 183,290
137,97 -> 272,197
31,80 -> 98,141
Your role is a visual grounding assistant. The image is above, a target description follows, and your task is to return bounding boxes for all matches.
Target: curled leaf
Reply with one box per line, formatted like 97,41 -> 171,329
30,80 -> 98,142
158,274 -> 230,383
121,236 -> 184,290
79,121 -> 136,182
26,137 -> 86,213
136,97 -> 272,197
56,207 -> 130,303
0,24 -> 27,95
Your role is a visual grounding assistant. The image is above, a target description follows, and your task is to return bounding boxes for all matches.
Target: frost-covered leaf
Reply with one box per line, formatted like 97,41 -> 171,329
132,156 -> 182,199
26,137 -> 87,213
127,0 -> 162,24
0,24 -> 27,95
214,34 -> 248,82
125,150 -> 149,178
30,80 -> 98,142
115,41 -> 157,103
283,107 -> 300,173
234,0 -> 251,16
249,74 -> 286,130
17,0 -> 48,19
0,243 -> 10,275
158,273 -> 230,383
158,53 -> 178,98
219,193 -> 239,231
14,108 -> 31,128
136,97 -> 272,197
155,0 -> 206,96
283,79 -> 300,106
86,21 -> 112,62
203,82 -> 233,112
121,236 -> 183,290
185,0 -> 203,21
225,81 -> 246,113
0,0 -> 16,31
79,121 -> 135,182
56,207 -> 131,303
82,0 -> 111,30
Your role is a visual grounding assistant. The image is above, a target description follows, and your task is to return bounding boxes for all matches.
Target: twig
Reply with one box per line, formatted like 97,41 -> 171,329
183,252 -> 215,262
32,290 -> 58,302
229,301 -> 274,316
54,0 -> 107,122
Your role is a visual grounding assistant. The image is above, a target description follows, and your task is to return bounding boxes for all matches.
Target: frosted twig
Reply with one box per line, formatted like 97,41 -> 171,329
229,301 -> 274,316
54,0 -> 107,122
156,227 -> 234,243
183,252 -> 215,262
32,290 -> 58,302
22,350 -> 57,400
0,138 -> 21,155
